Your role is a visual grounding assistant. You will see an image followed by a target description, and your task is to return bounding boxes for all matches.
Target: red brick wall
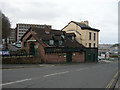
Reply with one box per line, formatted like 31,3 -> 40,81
45,53 -> 66,63
22,31 -> 31,52
72,52 -> 85,63
36,43 -> 45,60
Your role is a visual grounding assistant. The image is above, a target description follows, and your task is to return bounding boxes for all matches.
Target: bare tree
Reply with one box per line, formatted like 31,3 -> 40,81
2,12 -> 11,40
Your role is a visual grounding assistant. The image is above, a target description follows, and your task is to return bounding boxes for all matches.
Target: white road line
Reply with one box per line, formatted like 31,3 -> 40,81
43,71 -> 69,77
75,68 -> 88,71
1,71 -> 69,86
1,68 -> 87,86
0,78 -> 32,86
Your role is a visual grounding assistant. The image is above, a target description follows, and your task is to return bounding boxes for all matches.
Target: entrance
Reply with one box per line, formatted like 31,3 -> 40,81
93,54 -> 96,62
66,53 -> 72,62
29,43 -> 35,55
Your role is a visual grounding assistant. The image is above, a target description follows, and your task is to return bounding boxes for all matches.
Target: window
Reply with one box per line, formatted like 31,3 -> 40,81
89,43 -> 91,48
24,42 -> 27,47
94,43 -> 95,48
94,33 -> 96,40
72,36 -> 74,40
89,32 -> 91,40
61,35 -> 64,39
49,40 -> 54,45
59,41 -> 62,45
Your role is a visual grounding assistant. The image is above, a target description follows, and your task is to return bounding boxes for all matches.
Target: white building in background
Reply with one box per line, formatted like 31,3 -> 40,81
9,28 -> 16,43
16,23 -> 52,42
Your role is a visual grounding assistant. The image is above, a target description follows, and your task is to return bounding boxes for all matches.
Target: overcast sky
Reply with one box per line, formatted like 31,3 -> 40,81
0,0 -> 119,44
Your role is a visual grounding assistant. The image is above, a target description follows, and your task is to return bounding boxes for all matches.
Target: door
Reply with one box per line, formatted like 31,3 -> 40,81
66,53 -> 72,62
93,54 -> 96,62
29,43 -> 35,55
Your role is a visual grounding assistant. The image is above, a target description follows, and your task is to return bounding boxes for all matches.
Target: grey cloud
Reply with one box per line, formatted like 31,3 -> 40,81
0,0 -> 118,44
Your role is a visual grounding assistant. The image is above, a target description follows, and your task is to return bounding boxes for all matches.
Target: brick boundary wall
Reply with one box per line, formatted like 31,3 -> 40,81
45,53 -> 66,64
2,56 -> 42,64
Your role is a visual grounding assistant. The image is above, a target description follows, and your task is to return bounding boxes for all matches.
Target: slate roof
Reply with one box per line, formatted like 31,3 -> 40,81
21,27 -> 85,48
72,21 -> 100,31
63,38 -> 84,48
62,21 -> 100,32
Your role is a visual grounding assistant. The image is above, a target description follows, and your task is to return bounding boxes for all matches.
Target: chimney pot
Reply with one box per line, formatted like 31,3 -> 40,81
81,21 -> 89,26
45,25 -> 50,34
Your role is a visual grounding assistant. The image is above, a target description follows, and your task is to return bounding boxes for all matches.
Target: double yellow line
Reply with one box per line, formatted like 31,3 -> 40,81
105,71 -> 120,90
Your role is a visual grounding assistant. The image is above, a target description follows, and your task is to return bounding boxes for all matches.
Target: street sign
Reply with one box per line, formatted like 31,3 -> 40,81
0,50 -> 10,55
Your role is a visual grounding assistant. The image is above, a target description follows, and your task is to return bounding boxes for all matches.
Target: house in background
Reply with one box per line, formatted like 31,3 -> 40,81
21,26 -> 98,63
62,21 -> 100,48
98,44 -> 113,55
109,44 -> 118,55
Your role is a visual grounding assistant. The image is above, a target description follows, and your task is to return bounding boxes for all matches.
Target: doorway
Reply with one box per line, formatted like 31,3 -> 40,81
29,43 -> 35,55
66,53 -> 72,63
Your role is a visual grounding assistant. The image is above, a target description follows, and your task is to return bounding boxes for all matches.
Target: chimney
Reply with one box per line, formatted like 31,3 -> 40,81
45,25 -> 50,34
81,21 -> 89,26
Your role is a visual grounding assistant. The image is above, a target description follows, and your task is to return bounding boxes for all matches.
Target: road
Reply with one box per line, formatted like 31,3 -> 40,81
1,60 -> 118,88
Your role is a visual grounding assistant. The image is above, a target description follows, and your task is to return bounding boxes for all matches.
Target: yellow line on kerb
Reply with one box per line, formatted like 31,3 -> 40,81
105,71 -> 119,90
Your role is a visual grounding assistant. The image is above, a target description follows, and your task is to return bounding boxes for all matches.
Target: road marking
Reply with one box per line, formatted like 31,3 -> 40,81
75,68 -> 88,71
105,71 -> 118,90
0,78 -> 32,86
43,71 -> 69,77
1,71 -> 69,86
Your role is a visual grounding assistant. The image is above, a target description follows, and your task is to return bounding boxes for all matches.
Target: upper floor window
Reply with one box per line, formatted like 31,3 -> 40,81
61,35 -> 65,39
49,40 -> 54,45
24,42 -> 27,47
89,43 -> 91,48
89,32 -> 91,40
94,33 -> 96,40
59,41 -> 62,46
72,36 -> 74,40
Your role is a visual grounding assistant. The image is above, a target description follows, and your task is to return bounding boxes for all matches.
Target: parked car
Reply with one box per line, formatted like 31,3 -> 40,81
16,43 -> 22,48
12,43 -> 16,46
0,44 -> 3,49
98,55 -> 105,60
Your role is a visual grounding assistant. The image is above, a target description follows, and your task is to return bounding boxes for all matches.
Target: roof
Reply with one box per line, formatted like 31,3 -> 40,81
63,38 -> 84,48
53,36 -> 62,41
62,21 -> 100,32
21,27 -> 85,48
72,21 -> 100,31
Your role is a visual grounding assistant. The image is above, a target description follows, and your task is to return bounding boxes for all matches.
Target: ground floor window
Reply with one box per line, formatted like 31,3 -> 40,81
24,42 -> 27,47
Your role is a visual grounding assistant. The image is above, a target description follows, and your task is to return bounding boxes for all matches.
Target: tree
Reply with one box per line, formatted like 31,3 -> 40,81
2,12 -> 11,39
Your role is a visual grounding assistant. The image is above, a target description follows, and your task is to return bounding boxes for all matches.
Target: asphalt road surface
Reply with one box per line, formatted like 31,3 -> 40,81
2,60 -> 118,88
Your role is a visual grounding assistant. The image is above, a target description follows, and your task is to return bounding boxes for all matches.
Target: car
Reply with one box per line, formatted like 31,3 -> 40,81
16,43 -> 22,48
0,44 -> 3,49
98,55 -> 105,60
12,43 -> 16,46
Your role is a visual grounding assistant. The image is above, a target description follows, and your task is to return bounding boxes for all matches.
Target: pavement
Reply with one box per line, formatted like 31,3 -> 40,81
115,76 -> 120,89
1,58 -> 118,69
1,64 -> 55,69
